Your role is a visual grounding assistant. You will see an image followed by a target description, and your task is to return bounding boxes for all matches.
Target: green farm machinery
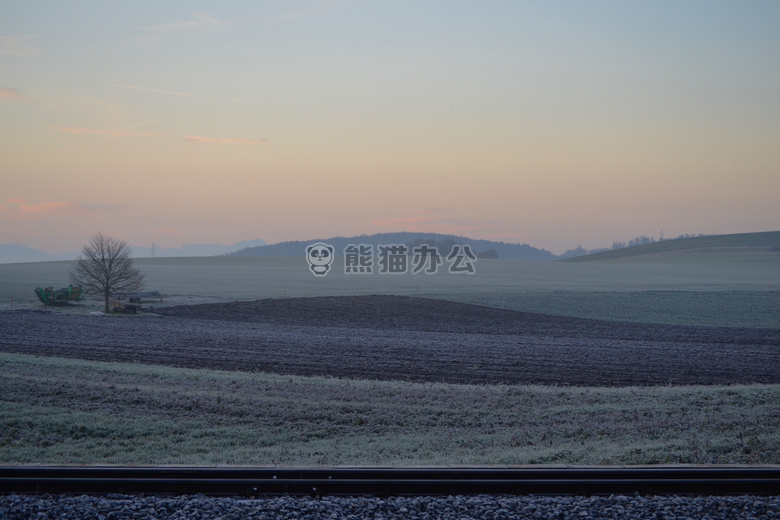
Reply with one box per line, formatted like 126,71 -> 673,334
34,285 -> 84,306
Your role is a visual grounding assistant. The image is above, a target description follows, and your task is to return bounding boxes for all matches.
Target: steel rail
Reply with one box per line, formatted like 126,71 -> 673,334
1,466 -> 779,497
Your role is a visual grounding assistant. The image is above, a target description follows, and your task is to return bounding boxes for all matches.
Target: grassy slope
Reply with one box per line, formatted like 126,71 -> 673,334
559,230 -> 780,262
2,352 -> 778,466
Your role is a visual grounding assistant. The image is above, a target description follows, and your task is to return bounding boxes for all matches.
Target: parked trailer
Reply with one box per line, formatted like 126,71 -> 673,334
34,285 -> 84,306
110,291 -> 164,313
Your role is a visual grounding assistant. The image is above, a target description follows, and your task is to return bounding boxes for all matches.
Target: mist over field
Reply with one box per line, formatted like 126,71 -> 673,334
1,231 -> 778,467
2,235 -> 778,327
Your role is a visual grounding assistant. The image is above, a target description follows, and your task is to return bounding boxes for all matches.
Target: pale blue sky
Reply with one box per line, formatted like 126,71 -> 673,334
2,1 -> 779,254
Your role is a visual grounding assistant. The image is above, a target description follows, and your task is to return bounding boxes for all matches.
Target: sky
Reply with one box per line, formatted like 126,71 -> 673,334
2,1 -> 779,255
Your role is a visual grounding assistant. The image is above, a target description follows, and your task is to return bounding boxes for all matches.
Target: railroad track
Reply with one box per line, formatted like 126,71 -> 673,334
2,466 -> 779,496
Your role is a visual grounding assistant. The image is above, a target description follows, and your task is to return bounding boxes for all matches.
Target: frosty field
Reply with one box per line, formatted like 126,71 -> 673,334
2,352 -> 778,466
0,252 -> 778,466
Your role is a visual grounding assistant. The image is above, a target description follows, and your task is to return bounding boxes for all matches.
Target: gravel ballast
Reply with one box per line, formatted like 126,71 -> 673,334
2,493 -> 779,520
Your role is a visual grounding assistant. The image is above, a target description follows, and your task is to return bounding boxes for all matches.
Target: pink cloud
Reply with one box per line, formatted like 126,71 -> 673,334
53,127 -> 162,137
0,36 -> 39,58
17,201 -> 72,214
100,84 -> 248,103
8,199 -> 122,220
0,86 -> 24,100
184,135 -> 268,144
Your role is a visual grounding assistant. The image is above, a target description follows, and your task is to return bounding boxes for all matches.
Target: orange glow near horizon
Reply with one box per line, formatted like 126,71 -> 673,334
2,2 -> 779,255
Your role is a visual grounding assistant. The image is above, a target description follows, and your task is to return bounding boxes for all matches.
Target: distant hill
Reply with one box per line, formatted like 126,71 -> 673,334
231,232 -> 555,261
558,231 -> 780,262
131,239 -> 266,258
0,244 -> 78,264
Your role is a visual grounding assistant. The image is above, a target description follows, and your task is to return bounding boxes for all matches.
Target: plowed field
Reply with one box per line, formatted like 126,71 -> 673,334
2,295 -> 778,386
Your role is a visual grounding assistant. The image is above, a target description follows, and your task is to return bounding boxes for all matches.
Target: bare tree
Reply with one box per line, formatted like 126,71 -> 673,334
70,232 -> 145,313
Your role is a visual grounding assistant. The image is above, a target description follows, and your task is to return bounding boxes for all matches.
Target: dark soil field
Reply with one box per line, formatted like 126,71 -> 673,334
1,295 -> 778,386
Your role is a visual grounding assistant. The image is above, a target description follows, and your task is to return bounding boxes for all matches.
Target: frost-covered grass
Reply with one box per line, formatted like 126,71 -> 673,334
3,254 -> 776,466
2,353 -> 777,466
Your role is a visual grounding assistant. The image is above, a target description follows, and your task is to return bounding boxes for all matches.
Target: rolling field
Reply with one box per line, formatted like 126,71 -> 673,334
1,251 -> 778,466
2,352 -> 778,466
4,296 -> 778,387
1,252 -> 778,327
